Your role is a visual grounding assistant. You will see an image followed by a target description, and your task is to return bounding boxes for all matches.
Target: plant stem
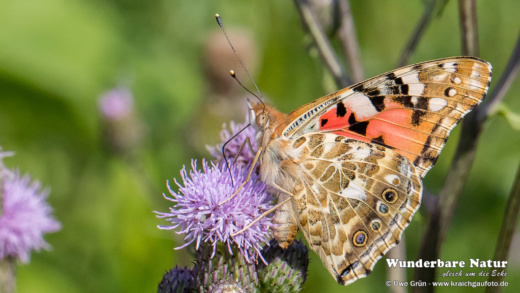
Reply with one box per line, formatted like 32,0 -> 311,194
337,0 -> 364,83
0,257 -> 15,293
387,242 -> 407,293
485,163 -> 520,293
438,0 -> 481,246
397,0 -> 437,67
294,0 -> 351,87
478,30 -> 520,123
458,0 -> 479,57
413,1 -> 481,291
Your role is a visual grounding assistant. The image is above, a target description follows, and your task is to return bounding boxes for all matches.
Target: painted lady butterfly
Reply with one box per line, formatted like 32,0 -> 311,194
245,57 -> 492,285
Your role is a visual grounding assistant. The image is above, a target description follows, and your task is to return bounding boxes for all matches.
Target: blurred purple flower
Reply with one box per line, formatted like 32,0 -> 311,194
156,159 -> 273,263
206,119 -> 257,167
98,86 -> 134,120
0,166 -> 61,263
157,265 -> 195,293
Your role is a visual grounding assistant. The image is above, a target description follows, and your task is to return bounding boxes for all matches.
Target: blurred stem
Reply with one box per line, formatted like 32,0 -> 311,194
458,0 -> 479,57
478,30 -> 520,123
386,241 -> 407,293
0,257 -> 15,293
437,0 -> 481,246
413,1 -> 481,291
485,163 -> 520,293
397,0 -> 437,67
294,0 -> 351,87
421,187 -> 439,215
337,0 -> 364,82
413,201 -> 441,293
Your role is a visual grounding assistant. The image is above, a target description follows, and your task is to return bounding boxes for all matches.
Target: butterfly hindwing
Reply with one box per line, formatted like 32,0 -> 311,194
283,57 -> 492,177
284,132 -> 422,285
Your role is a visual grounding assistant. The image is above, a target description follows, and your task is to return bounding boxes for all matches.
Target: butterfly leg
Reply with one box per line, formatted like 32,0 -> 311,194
232,137 -> 256,163
231,196 -> 292,237
218,147 -> 263,207
271,182 -> 294,196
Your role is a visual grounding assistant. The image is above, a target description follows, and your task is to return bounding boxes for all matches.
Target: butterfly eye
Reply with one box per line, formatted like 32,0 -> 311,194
257,113 -> 269,128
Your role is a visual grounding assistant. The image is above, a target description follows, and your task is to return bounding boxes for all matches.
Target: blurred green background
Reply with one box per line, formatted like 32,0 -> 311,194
1,0 -> 519,292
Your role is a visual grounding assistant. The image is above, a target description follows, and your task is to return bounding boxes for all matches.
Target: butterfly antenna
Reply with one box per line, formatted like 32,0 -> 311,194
228,70 -> 265,110
221,123 -> 252,187
215,13 -> 266,112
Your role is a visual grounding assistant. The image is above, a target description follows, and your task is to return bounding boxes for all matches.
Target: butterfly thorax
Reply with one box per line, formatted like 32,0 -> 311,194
248,101 -> 306,193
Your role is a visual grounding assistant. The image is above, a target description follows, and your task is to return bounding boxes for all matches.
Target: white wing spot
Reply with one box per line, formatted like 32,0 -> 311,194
429,98 -> 448,112
456,103 -> 466,113
322,142 -> 334,155
353,147 -> 371,160
411,96 -> 418,106
398,162 -> 411,177
470,62 -> 482,79
340,182 -> 367,201
468,79 -> 483,89
453,76 -> 462,84
432,74 -> 447,82
385,174 -> 401,186
344,93 -> 378,120
444,62 -> 457,73
470,70 -> 481,79
401,74 -> 420,84
448,88 -> 457,97
441,116 -> 454,127
408,84 -> 425,96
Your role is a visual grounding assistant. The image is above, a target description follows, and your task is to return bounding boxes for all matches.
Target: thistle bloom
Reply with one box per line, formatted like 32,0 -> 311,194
98,86 -> 144,154
98,86 -> 134,121
206,119 -> 258,167
157,266 -> 195,293
257,239 -> 309,291
156,159 -> 273,263
0,164 -> 61,263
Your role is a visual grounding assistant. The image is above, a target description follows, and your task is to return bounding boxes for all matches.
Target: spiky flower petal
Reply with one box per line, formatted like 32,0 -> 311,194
194,242 -> 256,293
157,266 -> 195,293
156,159 -> 273,263
256,239 -> 309,293
0,154 -> 61,263
206,119 -> 257,167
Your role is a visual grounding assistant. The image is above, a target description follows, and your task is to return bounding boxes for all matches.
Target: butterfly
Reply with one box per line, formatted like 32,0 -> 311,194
244,57 -> 492,285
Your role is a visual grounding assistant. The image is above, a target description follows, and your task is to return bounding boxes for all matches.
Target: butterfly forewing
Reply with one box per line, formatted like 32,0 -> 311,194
283,57 -> 492,178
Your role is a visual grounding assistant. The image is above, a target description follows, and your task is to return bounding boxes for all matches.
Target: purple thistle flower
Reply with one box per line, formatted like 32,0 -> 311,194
157,266 -> 195,293
0,164 -> 61,263
98,86 -> 134,121
156,159 -> 273,263
206,119 -> 258,167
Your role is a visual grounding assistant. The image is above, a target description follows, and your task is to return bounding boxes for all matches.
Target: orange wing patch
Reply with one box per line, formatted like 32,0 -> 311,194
288,57 -> 492,178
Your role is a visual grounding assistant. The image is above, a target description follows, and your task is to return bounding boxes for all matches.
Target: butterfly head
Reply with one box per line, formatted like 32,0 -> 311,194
247,98 -> 270,131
